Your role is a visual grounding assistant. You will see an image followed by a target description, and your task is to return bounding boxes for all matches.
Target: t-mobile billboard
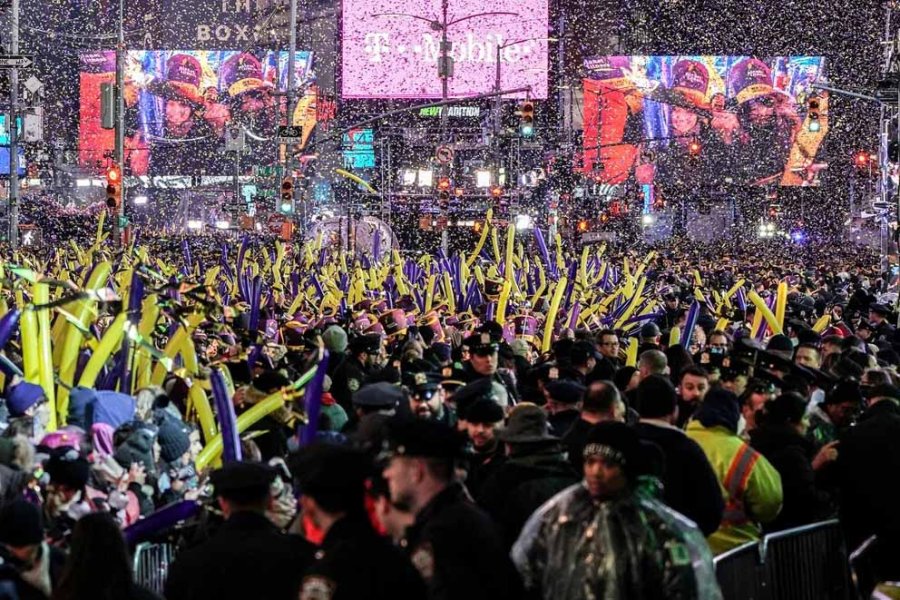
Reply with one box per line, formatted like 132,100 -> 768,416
341,0 -> 549,99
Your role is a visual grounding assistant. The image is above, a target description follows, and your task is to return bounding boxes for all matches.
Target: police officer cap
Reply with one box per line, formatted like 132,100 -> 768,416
349,333 -> 382,355
383,417 -> 466,460
462,332 -> 499,353
403,370 -> 441,392
546,379 -> 587,405
210,461 -> 275,500
452,377 -> 496,420
870,303 -> 891,317
353,382 -> 404,408
291,443 -> 368,507
464,398 -> 505,424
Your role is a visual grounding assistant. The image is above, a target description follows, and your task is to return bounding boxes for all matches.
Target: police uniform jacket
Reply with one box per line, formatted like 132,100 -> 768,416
164,511 -> 315,600
401,482 -> 523,600
331,356 -> 369,413
298,514 -> 426,600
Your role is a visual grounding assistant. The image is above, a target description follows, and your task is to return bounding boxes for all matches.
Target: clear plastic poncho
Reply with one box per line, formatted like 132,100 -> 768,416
511,481 -> 723,600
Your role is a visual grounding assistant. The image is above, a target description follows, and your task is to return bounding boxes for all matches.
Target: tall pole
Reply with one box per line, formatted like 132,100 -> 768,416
114,0 -> 126,245
286,0 -> 298,224
439,0 -> 449,255
494,44 -> 502,135
8,0 -> 19,249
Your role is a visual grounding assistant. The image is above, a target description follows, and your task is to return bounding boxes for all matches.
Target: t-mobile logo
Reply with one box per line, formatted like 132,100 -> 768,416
363,32 -> 538,64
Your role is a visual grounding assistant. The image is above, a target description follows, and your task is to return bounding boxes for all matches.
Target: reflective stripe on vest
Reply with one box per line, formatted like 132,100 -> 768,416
721,443 -> 760,525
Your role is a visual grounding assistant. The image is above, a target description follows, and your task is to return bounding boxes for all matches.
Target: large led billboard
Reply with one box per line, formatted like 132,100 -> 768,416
79,50 -> 320,175
582,56 -> 827,187
341,0 -> 549,99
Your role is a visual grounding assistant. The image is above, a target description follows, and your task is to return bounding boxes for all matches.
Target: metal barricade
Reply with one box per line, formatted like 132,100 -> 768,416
849,536 -> 879,600
713,520 -> 854,600
714,541 -> 771,600
762,520 -> 853,600
133,541 -> 176,595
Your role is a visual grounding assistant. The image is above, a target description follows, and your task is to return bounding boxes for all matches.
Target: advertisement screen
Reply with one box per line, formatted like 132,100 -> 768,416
341,0 -> 549,99
342,128 -> 376,169
79,50 -> 321,175
0,116 -> 23,146
581,56 -> 827,187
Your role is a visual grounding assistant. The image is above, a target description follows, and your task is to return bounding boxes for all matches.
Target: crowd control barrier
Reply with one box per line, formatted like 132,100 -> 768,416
133,542 -> 176,595
714,520 -> 854,600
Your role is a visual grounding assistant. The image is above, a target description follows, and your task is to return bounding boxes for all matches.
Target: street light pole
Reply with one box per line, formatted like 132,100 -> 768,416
285,0 -> 298,224
8,0 -> 19,249
114,0 -> 126,245
494,37 -> 556,135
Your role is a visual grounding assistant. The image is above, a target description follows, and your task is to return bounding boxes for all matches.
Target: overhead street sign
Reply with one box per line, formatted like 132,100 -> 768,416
0,55 -> 33,69
277,125 -> 303,145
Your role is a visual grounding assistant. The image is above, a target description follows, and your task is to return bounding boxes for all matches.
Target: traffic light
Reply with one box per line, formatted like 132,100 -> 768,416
688,139 -> 702,157
854,151 -> 871,168
105,164 -> 121,210
280,177 -> 294,213
438,189 -> 450,211
437,177 -> 451,192
519,101 -> 534,137
807,95 -> 821,132
490,185 -> 503,199
577,219 -> 589,232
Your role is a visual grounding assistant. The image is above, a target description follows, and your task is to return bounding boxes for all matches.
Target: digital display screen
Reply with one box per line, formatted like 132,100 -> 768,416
342,0 -> 549,99
78,50 -> 320,175
581,55 -> 827,187
342,128 -> 375,169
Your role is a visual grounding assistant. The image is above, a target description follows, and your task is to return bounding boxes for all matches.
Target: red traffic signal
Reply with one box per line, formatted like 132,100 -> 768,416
490,185 -> 503,198
437,177 -> 451,191
105,164 -> 121,209
854,151 -> 871,167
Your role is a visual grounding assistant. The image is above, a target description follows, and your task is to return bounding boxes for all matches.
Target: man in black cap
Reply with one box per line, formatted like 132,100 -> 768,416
405,371 -> 454,427
637,322 -> 662,355
460,397 -> 506,497
461,331 -> 520,404
332,333 -> 384,413
381,418 -> 523,600
634,375 -> 724,536
292,444 -> 427,600
512,422 -> 718,599
543,379 -> 585,436
0,500 -> 66,600
344,382 -> 404,451
476,403 -> 579,549
165,461 -> 315,600
564,341 -> 600,385
868,304 -> 895,344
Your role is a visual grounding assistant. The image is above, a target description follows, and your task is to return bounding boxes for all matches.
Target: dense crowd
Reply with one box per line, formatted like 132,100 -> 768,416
0,227 -> 896,600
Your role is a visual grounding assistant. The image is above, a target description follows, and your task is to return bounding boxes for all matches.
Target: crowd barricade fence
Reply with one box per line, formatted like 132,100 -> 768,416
714,520 -> 854,600
133,541 -> 176,595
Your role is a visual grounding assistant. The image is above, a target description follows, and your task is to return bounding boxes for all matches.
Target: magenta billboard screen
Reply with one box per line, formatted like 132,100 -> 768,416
341,0 -> 549,99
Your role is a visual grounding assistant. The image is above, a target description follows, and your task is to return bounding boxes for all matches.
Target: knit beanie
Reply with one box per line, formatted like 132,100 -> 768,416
158,417 -> 193,463
45,446 -> 90,490
0,500 -> 44,547
322,325 -> 349,353
114,428 -> 157,473
6,382 -> 45,417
